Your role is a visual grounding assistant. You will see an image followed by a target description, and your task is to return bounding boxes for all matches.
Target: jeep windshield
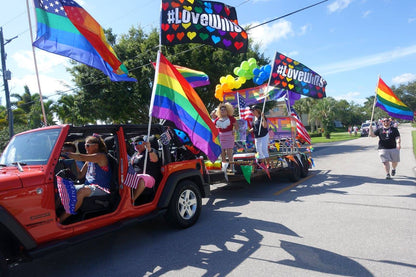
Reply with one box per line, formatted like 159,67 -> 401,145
0,129 -> 61,166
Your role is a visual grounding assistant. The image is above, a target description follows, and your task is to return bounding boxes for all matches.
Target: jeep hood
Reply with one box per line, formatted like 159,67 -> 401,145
0,167 -> 46,191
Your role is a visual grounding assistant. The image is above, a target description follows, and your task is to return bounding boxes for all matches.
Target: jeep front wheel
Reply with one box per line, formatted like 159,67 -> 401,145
166,180 -> 202,229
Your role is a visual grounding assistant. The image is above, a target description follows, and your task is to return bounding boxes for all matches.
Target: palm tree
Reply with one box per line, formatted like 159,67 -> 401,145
309,97 -> 336,138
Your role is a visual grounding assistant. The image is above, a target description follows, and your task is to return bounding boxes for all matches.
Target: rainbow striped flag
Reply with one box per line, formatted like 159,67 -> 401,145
376,77 -> 413,121
33,0 -> 136,82
174,65 -> 210,88
151,51 -> 221,162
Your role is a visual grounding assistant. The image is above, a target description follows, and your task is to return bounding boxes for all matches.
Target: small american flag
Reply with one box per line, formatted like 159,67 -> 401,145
57,176 -> 77,214
124,166 -> 141,189
289,106 -> 311,145
159,129 -> 172,145
238,93 -> 253,121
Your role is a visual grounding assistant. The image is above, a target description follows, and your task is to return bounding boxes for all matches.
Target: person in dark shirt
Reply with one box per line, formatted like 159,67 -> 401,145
130,135 -> 161,202
369,118 -> 401,179
248,105 -> 270,167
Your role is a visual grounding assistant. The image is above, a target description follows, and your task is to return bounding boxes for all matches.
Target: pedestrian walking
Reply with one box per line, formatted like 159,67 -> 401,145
369,118 -> 401,179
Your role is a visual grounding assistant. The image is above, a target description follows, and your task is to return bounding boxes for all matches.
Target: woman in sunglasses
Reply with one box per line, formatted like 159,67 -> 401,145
129,135 -> 161,203
60,134 -> 112,222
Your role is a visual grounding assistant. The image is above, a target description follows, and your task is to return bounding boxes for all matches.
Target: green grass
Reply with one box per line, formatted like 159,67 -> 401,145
311,132 -> 361,144
412,130 -> 416,158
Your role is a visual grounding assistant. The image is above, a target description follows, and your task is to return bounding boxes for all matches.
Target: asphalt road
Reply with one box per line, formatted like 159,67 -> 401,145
10,124 -> 415,277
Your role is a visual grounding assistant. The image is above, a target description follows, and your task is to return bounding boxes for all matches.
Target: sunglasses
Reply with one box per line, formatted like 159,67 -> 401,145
85,143 -> 97,147
133,141 -> 144,146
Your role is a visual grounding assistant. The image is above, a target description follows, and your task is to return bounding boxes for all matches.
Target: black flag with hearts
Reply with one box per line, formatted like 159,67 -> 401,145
161,0 -> 248,53
268,51 -> 327,99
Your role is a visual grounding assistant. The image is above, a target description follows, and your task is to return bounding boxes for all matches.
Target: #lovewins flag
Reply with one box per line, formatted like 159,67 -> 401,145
151,51 -> 221,162
376,77 -> 414,121
161,0 -> 248,53
269,51 -> 326,99
33,0 -> 136,82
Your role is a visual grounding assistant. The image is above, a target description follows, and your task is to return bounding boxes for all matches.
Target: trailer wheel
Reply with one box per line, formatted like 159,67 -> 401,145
165,180 -> 202,229
288,161 -> 301,182
300,155 -> 309,178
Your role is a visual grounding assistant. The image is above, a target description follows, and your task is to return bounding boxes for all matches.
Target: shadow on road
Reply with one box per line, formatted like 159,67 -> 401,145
276,170 -> 416,203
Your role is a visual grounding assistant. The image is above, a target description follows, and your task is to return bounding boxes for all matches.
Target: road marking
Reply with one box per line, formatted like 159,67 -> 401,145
273,172 -> 317,196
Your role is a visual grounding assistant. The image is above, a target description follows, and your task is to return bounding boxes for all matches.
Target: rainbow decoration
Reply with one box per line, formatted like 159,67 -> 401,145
175,65 -> 210,88
33,0 -> 136,82
376,77 -> 413,121
151,51 -> 221,162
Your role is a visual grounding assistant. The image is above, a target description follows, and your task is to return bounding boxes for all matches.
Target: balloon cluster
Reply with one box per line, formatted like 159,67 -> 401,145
252,64 -> 272,85
214,57 -> 272,101
233,58 -> 258,80
215,75 -> 246,101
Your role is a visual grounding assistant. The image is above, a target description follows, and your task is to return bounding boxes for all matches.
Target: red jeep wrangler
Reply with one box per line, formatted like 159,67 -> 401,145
0,124 -> 210,275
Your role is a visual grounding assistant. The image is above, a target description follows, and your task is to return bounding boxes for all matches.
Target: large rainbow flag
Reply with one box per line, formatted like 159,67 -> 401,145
33,0 -> 136,82
376,77 -> 413,121
151,51 -> 221,161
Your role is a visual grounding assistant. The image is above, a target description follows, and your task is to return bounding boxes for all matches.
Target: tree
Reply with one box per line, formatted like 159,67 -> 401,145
309,97 -> 337,138
66,26 -> 269,124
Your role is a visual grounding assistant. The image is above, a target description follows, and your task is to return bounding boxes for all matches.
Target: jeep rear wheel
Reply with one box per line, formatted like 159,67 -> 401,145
166,180 -> 202,229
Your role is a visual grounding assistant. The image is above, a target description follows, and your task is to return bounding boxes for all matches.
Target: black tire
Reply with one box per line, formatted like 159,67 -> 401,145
288,160 -> 301,182
300,155 -> 309,178
165,180 -> 202,229
0,250 -> 8,277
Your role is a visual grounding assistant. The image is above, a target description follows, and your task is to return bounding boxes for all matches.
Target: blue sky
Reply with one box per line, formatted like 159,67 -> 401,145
1,0 -> 415,106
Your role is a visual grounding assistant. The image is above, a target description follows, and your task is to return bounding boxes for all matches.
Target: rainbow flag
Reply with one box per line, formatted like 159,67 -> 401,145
174,65 -> 210,88
376,77 -> 413,121
151,51 -> 221,162
151,62 -> 210,88
33,0 -> 136,82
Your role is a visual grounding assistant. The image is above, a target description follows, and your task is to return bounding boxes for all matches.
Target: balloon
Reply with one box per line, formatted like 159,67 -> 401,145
220,76 -> 226,84
241,61 -> 249,70
233,67 -> 239,76
264,64 -> 271,74
225,74 -> 234,83
253,68 -> 260,76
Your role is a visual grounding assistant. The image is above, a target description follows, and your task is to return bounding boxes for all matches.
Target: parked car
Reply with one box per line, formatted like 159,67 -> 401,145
360,122 -> 377,137
0,124 -> 210,275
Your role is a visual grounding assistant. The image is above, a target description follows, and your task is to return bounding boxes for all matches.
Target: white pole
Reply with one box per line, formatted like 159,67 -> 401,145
369,76 -> 379,136
26,0 -> 47,126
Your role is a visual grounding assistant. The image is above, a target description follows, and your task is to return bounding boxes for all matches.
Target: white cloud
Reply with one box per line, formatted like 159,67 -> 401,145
362,10 -> 372,18
409,17 -> 416,23
333,91 -> 366,105
392,73 -> 416,85
247,19 -> 294,50
12,50 -> 69,74
327,0 -> 353,13
318,44 -> 416,75
9,74 -> 71,100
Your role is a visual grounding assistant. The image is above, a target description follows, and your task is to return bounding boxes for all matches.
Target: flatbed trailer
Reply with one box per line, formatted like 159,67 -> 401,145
206,148 -> 311,184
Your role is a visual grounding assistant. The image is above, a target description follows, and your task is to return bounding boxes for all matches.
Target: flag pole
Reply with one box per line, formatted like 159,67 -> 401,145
258,62 -> 274,136
369,75 -> 379,136
26,0 -> 47,126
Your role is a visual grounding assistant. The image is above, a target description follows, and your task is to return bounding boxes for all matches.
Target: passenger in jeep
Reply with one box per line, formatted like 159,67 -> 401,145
129,135 -> 161,202
59,134 -> 112,222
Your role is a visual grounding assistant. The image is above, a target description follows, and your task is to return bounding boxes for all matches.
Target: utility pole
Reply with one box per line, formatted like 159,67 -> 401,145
0,27 -> 17,138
